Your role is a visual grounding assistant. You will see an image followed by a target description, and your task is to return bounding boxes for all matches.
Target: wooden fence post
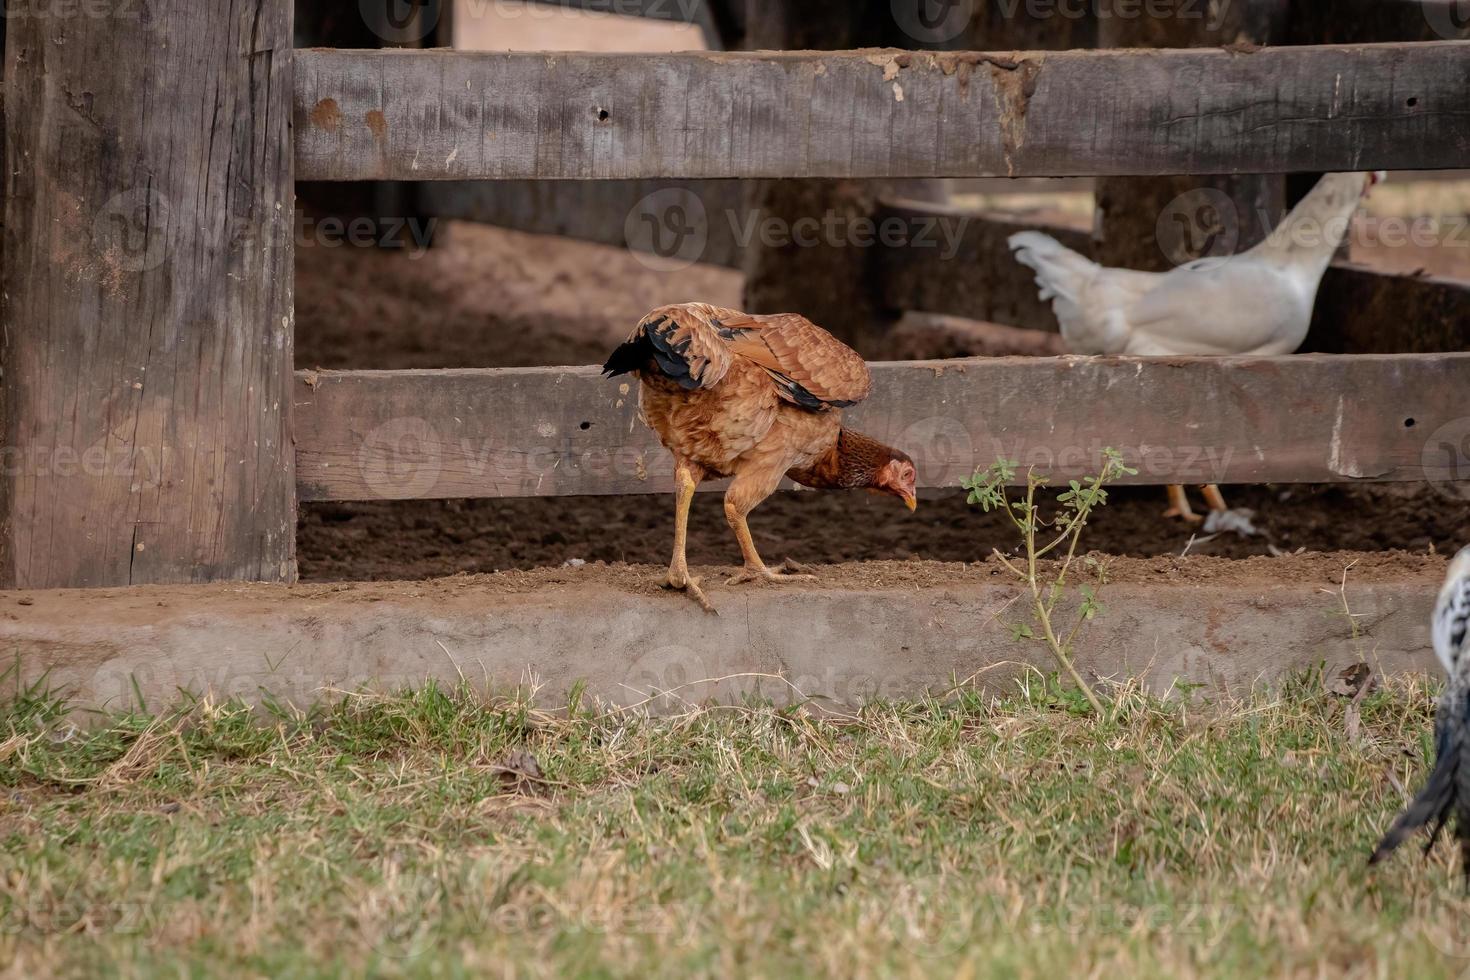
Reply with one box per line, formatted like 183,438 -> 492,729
1,1 -> 296,588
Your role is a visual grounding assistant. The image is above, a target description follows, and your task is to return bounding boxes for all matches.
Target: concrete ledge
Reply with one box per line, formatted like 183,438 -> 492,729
0,560 -> 1441,716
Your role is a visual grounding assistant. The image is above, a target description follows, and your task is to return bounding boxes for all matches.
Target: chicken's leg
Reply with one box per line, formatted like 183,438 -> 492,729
665,461 -> 715,614
1201,484 -> 1228,513
1163,484 -> 1202,523
724,475 -> 816,586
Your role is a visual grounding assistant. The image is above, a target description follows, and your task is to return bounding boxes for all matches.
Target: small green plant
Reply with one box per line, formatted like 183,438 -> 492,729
962,448 -> 1137,716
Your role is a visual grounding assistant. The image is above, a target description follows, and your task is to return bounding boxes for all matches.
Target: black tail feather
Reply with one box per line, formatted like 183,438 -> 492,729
602,335 -> 653,378
1369,754 -> 1456,865
1370,686 -> 1470,881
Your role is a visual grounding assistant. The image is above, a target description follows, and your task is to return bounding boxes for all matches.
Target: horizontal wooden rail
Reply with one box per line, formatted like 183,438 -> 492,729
294,43 -> 1470,181
293,355 -> 1470,501
875,201 -> 1470,354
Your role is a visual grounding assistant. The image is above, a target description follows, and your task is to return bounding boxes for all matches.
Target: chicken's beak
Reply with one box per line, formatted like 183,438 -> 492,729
903,492 -> 918,513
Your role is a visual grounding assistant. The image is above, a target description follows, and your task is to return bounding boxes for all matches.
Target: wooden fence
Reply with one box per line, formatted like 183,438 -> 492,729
2,0 -> 1468,587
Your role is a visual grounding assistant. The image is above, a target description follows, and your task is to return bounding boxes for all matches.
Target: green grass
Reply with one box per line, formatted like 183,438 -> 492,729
0,672 -> 1466,978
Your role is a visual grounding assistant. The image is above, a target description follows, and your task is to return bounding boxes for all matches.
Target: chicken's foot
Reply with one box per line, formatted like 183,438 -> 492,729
1163,484 -> 1203,523
1201,484 -> 1228,513
726,558 -> 817,586
666,461 -> 718,615
663,574 -> 717,614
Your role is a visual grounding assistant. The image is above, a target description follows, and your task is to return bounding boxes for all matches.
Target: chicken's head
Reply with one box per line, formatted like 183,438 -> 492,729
872,453 -> 918,512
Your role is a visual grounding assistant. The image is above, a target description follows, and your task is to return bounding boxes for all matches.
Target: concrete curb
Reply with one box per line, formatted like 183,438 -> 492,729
0,570 -> 1436,716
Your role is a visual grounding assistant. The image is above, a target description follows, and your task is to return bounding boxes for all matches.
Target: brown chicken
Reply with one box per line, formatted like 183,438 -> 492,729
603,303 -> 917,613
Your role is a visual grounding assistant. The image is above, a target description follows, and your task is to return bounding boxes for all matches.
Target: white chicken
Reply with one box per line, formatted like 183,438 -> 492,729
1009,171 -> 1382,520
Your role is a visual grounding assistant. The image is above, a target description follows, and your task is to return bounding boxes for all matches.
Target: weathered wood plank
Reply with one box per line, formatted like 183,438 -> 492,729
2,2 -> 296,588
293,355 -> 1470,501
876,203 -> 1470,354
293,43 -> 1470,181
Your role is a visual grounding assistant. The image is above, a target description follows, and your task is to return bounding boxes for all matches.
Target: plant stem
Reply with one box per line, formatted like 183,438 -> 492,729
1016,474 -> 1104,716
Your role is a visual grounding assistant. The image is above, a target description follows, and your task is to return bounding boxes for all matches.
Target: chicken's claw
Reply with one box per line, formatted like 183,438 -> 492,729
663,575 -> 718,615
726,559 -> 818,586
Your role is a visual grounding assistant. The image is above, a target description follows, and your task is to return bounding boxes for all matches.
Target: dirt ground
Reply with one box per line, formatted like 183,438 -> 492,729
294,219 -> 1470,583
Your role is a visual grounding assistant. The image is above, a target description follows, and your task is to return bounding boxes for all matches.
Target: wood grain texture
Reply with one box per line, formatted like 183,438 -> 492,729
293,43 -> 1470,181
1,1 -> 296,588
876,203 -> 1470,354
293,354 -> 1470,501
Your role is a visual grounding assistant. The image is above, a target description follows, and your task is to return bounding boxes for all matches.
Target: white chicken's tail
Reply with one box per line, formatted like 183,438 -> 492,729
1006,231 -> 1098,313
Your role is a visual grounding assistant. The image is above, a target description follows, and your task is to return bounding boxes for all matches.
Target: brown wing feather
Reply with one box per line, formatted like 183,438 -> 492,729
718,312 -> 873,408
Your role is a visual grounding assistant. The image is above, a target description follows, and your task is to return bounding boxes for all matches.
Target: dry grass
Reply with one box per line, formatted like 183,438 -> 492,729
0,672 -> 1466,978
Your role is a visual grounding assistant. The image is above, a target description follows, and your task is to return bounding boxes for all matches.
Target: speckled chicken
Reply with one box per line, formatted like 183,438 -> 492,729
1371,546 -> 1470,882
604,303 -> 916,613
